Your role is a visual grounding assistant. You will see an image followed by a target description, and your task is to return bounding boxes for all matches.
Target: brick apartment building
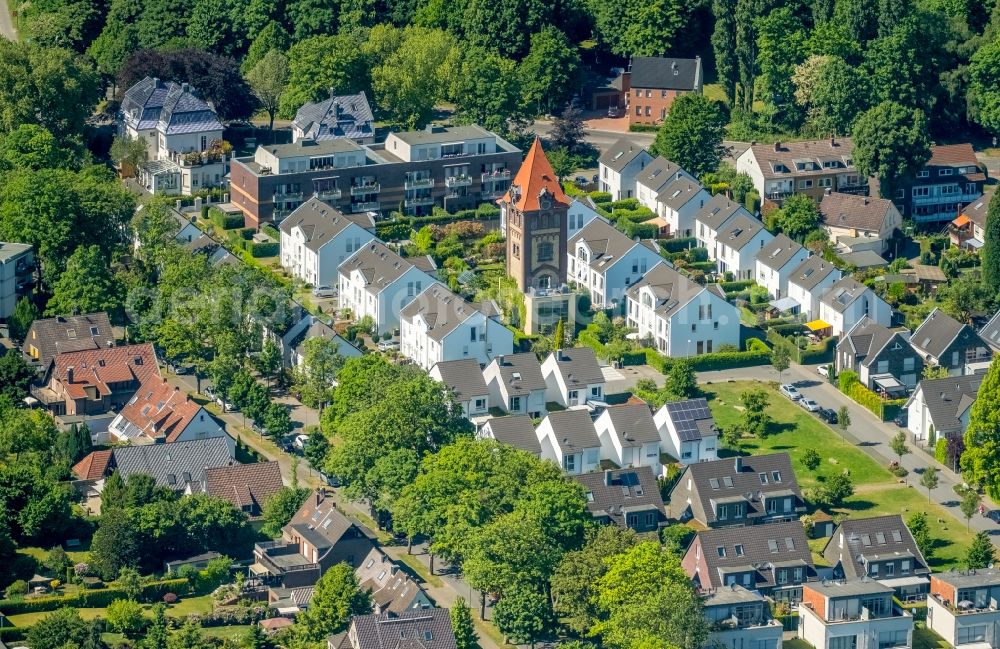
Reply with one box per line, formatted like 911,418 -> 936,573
622,56 -> 703,126
736,138 -> 869,206
229,124 -> 522,227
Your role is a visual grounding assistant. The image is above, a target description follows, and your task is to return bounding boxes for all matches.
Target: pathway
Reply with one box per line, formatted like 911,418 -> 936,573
0,0 -> 15,41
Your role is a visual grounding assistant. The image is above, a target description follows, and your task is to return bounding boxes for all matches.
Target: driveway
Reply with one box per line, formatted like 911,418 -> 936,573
0,0 -> 16,41
698,364 -> 1000,545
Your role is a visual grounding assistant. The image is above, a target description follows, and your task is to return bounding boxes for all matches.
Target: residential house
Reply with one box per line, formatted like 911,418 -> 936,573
573,466 -> 665,532
279,197 -> 376,288
165,552 -> 223,575
949,196 -> 988,250
911,308 -> 992,376
253,491 -> 374,588
338,241 -> 442,334
428,358 -> 490,419
713,213 -> 774,280
71,449 -> 113,495
927,570 -> 1000,648
894,143 -> 984,223
703,586 -> 784,649
482,353 -> 547,418
399,286 -> 512,369
328,609 -> 456,649
754,235 -> 809,299
798,581 -> 913,649
111,437 -> 236,493
593,403 -> 661,474
654,178 -> 711,239
823,515 -> 931,600
286,316 -> 363,370
736,138 -> 866,205
905,373 -> 983,442
354,549 -> 433,614
22,312 -> 114,369
32,343 -> 159,416
694,194 -> 749,253
107,377 -> 228,447
682,520 -> 815,603
667,453 -> 805,528
621,56 -> 703,126
836,317 -> 923,394
291,91 -> 374,144
0,241 -> 33,320
541,347 -> 606,408
598,138 -> 653,199
634,155 -> 688,209
476,415 -> 540,456
568,219 -> 663,309
818,277 -> 892,338
230,124 -> 521,226
979,307 -> 1000,352
625,263 -> 740,356
819,192 -> 902,255
565,197 -> 606,240
536,409 -> 602,475
119,77 -> 226,195
653,397 -> 720,465
787,256 -> 842,320
205,461 -> 284,518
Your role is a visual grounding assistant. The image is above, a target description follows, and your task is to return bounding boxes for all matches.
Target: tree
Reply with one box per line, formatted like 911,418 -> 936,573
8,297 -> 39,343
962,357 -> 1000,498
450,47 -> 527,137
297,563 -> 371,640
261,402 -> 293,437
771,346 -> 791,382
261,487 -> 309,538
45,245 -> 123,318
889,431 -> 910,465
461,0 -> 551,59
303,433 -> 330,470
26,608 -> 95,649
546,148 -> 574,180
920,466 -> 939,501
966,531 -> 996,569
255,338 -> 282,388
247,623 -> 275,649
106,599 -> 145,637
968,36 -> 1000,135
492,584 -> 549,647
649,95 -> 727,178
982,192 -> 1000,293
110,134 -> 148,177
766,195 -> 821,242
837,406 -> 851,438
817,473 -> 854,507
89,508 -> 140,579
754,8 -> 807,131
664,359 -> 697,400
0,351 -> 35,404
712,0 -> 738,102
186,0 -> 250,57
852,101 -> 932,187
959,488 -> 981,530
450,597 -> 478,648
739,389 -> 771,438
802,448 -> 821,471
907,511 -> 932,560
244,50 -> 288,132
549,105 -> 586,155
116,566 -> 143,601
370,27 -> 458,129
923,364 -> 950,380
793,55 -> 869,135
279,34 -> 368,119
592,541 -> 709,649
295,334 -> 346,409
518,27 -> 581,115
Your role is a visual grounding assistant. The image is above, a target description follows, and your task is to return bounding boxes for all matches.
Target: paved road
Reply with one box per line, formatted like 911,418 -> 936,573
697,364 -> 1000,545
0,0 -> 15,41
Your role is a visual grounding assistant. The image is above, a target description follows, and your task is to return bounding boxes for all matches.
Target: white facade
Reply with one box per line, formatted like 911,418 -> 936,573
788,263 -> 843,320
338,249 -> 441,334
482,357 -> 547,418
540,355 -> 605,408
798,602 -> 912,649
108,406 -> 231,451
536,417 -> 601,475
599,150 -> 654,200
567,238 -> 663,309
427,364 -> 489,419
653,406 -> 719,465
566,198 -> 606,240
658,185 -> 711,240
400,294 -> 513,370
755,244 -> 810,300
715,225 -> 774,281
927,592 -> 1000,648
627,280 -> 740,357
281,222 -> 373,288
0,242 -> 33,320
593,409 -> 661,476
818,283 -> 892,338
906,386 -> 973,442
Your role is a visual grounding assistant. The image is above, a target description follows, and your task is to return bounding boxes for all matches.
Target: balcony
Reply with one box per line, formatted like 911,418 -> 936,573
253,541 -> 318,575
315,188 -> 341,200
351,201 -> 380,213
445,175 -> 473,188
350,183 -> 380,196
912,193 -> 980,206
482,169 -> 511,182
404,178 -> 434,190
837,183 -> 869,195
273,192 -> 304,202
765,191 -> 794,202
404,196 -> 435,208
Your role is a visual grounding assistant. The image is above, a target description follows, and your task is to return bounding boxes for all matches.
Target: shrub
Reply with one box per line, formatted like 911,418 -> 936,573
261,224 -> 281,240
4,580 -> 28,599
208,207 -> 245,230
376,221 -> 411,241
251,241 -> 280,258
588,191 -> 612,203
660,237 -> 699,253
935,438 -> 948,464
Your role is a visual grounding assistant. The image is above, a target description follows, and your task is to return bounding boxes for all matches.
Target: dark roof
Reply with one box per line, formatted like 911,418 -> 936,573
907,374 -> 983,433
717,213 -> 768,251
205,461 -> 284,513
400,286 -> 498,343
821,277 -> 871,313
278,197 -> 375,252
112,437 -> 235,492
486,353 -> 546,396
599,403 -> 660,445
820,192 -> 897,233
545,347 -> 605,390
347,609 -> 457,649
980,307 -> 1000,350
625,263 -> 713,320
661,398 -> 717,442
788,256 -> 840,292
339,241 -> 426,294
292,91 -> 374,141
430,358 -> 489,401
838,316 -> 905,367
285,492 -> 358,551
542,409 -> 601,453
911,308 -> 971,360
690,520 -> 814,590
570,218 -> 653,273
823,515 -> 930,580
694,194 -> 747,231
839,250 -> 888,269
574,466 -> 665,526
746,138 -> 855,181
755,234 -> 804,271
121,77 -> 222,134
656,178 -> 706,211
636,156 -> 686,194
629,56 -> 701,91
23,312 -> 114,367
289,318 -> 360,360
479,415 -> 540,455
961,196 -> 989,229
598,138 -> 647,173
674,453 -> 802,526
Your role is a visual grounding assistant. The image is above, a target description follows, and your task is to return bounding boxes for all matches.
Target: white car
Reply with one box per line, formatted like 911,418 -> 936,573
312,286 -> 337,298
817,364 -> 830,377
779,384 -> 802,401
800,398 -> 821,412
377,340 -> 400,351
293,434 -> 310,450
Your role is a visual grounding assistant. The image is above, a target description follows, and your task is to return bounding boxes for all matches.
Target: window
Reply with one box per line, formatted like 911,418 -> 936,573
509,396 -> 521,411
818,177 -> 832,187
772,471 -> 781,482
759,473 -> 768,485
952,350 -> 960,366
644,512 -> 655,526
799,180 -> 814,189
627,514 -> 639,527
957,626 -> 987,644
645,89 -> 651,98
474,398 -> 486,410
878,631 -> 908,648
563,454 -> 576,471
885,563 -> 894,577
829,636 -> 858,649
717,546 -> 727,557
939,168 -> 954,176
917,170 -> 929,178
512,243 -> 520,259
913,186 -> 930,197
537,242 -> 553,262
635,106 -> 641,116
734,544 -> 744,556
903,357 -> 915,371
470,326 -> 477,341
869,563 -> 879,577
901,559 -> 911,575
896,189 -> 905,198
644,106 -> 651,116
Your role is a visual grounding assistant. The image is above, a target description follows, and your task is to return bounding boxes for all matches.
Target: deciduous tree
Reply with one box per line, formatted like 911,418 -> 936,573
297,563 -> 371,640
45,245 -> 124,319
966,531 -> 996,569
245,49 -> 288,132
450,597 -> 477,647
920,466 -> 939,501
649,95 -> 727,178
962,358 -> 1000,499
852,101 -> 932,186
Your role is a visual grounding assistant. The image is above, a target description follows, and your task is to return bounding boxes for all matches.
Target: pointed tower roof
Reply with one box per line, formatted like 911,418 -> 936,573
502,138 -> 570,212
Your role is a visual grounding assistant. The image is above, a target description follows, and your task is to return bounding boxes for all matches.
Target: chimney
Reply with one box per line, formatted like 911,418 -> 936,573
66,366 -> 74,383
152,77 -> 160,88
830,135 -> 836,146
824,187 -> 832,196
181,82 -> 189,93
604,469 -> 613,486
734,456 -> 743,472
773,142 -> 781,152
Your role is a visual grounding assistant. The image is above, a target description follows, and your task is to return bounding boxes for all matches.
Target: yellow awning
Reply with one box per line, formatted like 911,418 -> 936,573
805,319 -> 831,331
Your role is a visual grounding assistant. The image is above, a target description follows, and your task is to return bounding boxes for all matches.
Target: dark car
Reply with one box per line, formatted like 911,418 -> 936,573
817,408 -> 838,424
894,411 -> 908,428
987,510 -> 1000,524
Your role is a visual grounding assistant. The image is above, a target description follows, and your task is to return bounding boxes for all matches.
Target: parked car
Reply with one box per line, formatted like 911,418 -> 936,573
293,434 -> 310,450
312,286 -> 337,298
893,411 -> 908,428
377,340 -> 400,352
573,176 -> 588,186
800,398 -> 821,412
607,106 -> 621,117
216,398 -> 236,412
204,385 -> 216,398
817,364 -> 830,377
817,408 -> 838,424
779,384 -> 802,400
986,509 -> 1000,524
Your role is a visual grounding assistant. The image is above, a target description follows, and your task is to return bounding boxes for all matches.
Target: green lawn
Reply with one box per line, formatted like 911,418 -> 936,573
20,543 -> 91,565
5,594 -> 215,630
913,626 -> 950,649
201,625 -> 253,640
783,639 -> 812,649
8,608 -> 110,628
702,380 -> 975,569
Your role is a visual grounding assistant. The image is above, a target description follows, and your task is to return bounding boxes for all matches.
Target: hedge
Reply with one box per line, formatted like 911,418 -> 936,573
840,375 -> 905,421
618,220 -> 658,239
261,224 -> 280,240
208,206 -> 244,230
745,191 -> 761,214
588,191 -> 612,203
660,237 -> 699,253
746,337 -> 770,352
684,261 -> 718,273
718,279 -> 755,292
250,241 -> 279,258
375,221 -> 412,241
0,578 -> 188,615
649,347 -> 772,373
628,123 -> 659,133
799,336 -> 836,365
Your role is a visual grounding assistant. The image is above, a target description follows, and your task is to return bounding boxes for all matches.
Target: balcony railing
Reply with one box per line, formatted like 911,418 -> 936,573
765,191 -> 794,201
350,183 -> 380,196
404,178 -> 434,190
912,193 -> 980,206
351,201 -> 380,213
445,175 -> 473,188
482,170 -> 511,182
315,188 -> 341,200
273,192 -> 304,202
836,183 -> 869,195
405,196 -> 435,208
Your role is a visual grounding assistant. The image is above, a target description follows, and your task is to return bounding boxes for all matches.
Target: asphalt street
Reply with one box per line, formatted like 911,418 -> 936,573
0,0 -> 16,41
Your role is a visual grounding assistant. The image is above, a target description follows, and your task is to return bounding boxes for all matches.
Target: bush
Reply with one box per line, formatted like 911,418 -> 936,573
4,580 -> 28,599
208,207 -> 245,230
628,123 -> 660,133
250,241 -> 279,258
239,227 -> 255,240
745,191 -> 761,214
163,592 -> 178,604
588,191 -> 612,203
0,578 -> 189,615
660,237 -> 699,253
935,438 -> 948,464
746,337 -> 770,352
376,221 -> 411,241
261,224 -> 280,240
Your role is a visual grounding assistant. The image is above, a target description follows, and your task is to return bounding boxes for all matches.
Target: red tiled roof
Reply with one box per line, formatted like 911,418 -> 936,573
501,138 -> 570,212
52,343 -> 159,400
205,461 -> 284,512
72,449 -> 113,480
928,143 -> 978,167
119,376 -> 203,442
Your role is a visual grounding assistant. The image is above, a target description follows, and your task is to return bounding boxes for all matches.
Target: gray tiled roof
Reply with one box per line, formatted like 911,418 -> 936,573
112,437 -> 235,492
820,192 -> 896,233
656,178 -> 706,211
636,156 -> 686,194
339,241 -> 422,294
355,548 -> 430,615
570,219 -> 650,273
717,213 -> 767,251
488,353 -> 546,396
543,409 -> 600,453
292,91 -> 374,141
962,196 -> 989,229
839,250 -> 888,269
694,194 -> 748,231
431,358 -> 489,401
662,398 -> 717,442
546,347 -> 605,389
823,515 -> 929,580
573,466 -> 665,526
23,312 -> 115,368
691,520 -> 814,589
602,403 -> 660,444
625,263 -> 709,320
820,276 -> 870,313
121,77 -> 222,134
755,234 -> 804,272
289,318 -> 361,360
907,374 -> 983,433
480,415 -> 540,455
598,138 -> 647,173
285,492 -> 357,550
392,124 -> 492,146
980,307 -> 1000,350
400,285 -> 495,343
629,56 -> 701,91
278,197 -> 375,253
747,138 -> 855,181
348,609 -> 456,649
788,256 -> 840,292
838,316 -> 901,366
911,308 -> 968,360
